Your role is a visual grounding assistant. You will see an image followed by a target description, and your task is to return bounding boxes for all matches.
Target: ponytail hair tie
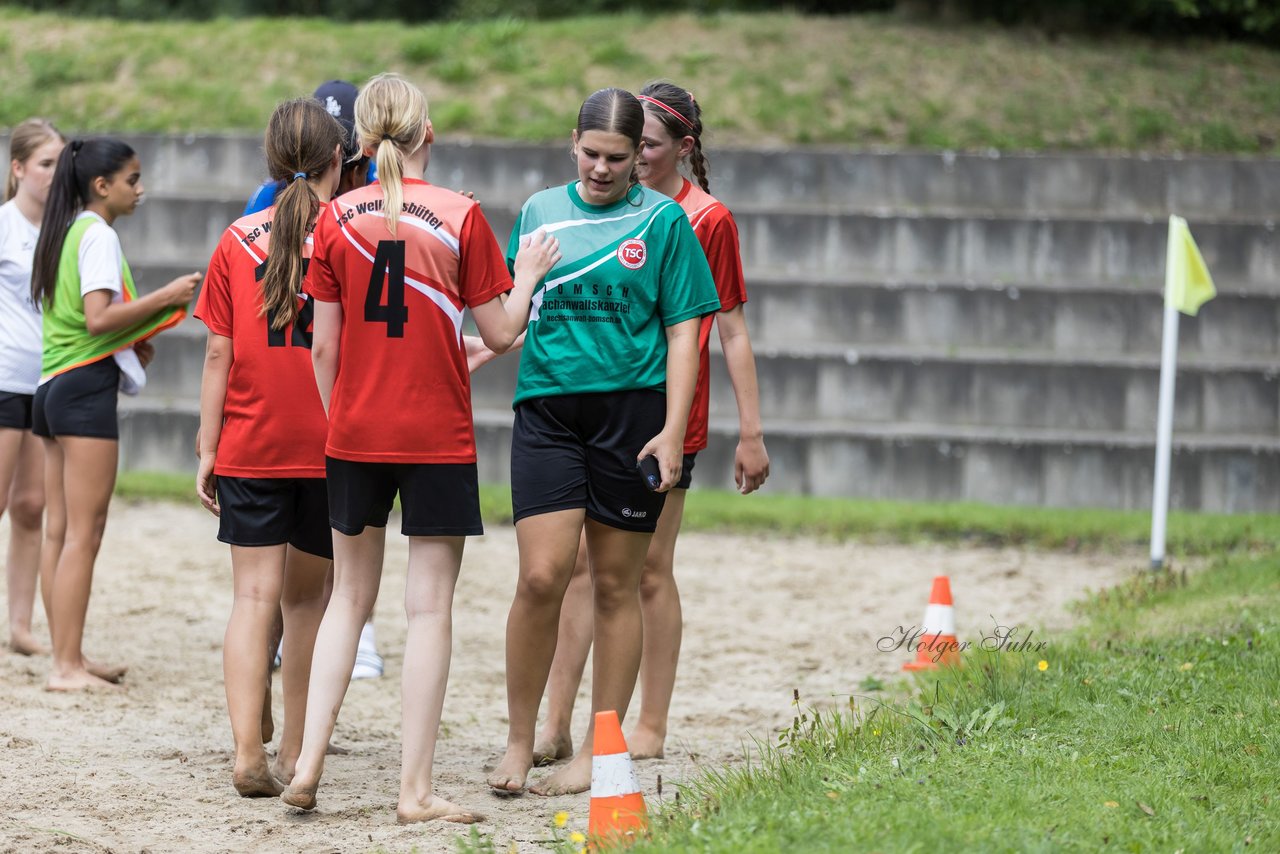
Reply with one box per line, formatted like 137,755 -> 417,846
380,134 -> 393,142
292,171 -> 307,181
71,139 -> 83,156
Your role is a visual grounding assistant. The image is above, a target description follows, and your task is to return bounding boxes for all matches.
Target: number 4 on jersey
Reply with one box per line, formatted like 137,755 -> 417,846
365,240 -> 408,338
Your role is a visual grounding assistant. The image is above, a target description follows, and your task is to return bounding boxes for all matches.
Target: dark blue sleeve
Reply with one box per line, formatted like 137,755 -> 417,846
366,160 -> 378,184
243,180 -> 283,216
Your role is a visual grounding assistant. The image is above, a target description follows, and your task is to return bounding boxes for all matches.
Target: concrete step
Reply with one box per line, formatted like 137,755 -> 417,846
70,134 -> 1280,220
118,197 -> 1280,290
142,320 -> 1280,437
134,263 -> 1280,364
739,276 -> 1279,360
115,398 -> 1280,513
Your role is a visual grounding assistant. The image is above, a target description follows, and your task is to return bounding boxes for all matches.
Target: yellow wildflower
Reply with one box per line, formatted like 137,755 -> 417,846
554,811 -> 569,828
570,832 -> 586,844
1038,660 -> 1049,671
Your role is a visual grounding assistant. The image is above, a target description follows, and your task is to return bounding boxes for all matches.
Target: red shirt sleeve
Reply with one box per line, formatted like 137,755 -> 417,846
194,232 -> 234,337
305,204 -> 341,303
704,210 -> 747,313
457,205 -> 513,308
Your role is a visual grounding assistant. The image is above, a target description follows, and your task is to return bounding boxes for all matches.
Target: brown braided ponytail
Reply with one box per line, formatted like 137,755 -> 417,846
638,81 -> 708,193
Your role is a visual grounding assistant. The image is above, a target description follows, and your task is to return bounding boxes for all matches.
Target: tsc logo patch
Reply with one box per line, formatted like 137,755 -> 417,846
617,239 -> 647,270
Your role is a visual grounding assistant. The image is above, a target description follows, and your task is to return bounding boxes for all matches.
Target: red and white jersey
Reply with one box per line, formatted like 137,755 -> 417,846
675,179 -> 748,455
306,179 -> 511,463
194,207 -> 328,478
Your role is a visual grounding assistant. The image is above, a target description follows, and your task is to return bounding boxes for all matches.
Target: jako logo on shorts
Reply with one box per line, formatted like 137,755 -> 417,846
622,508 -> 647,519
617,239 -> 647,270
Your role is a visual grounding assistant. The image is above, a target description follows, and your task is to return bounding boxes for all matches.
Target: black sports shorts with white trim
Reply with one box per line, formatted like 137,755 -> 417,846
32,358 -> 119,440
675,452 -> 696,490
215,476 -> 334,559
0,392 -> 34,430
325,457 -> 483,537
511,389 -> 669,533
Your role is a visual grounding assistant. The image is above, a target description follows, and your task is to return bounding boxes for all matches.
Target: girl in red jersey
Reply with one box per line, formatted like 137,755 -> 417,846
280,73 -> 558,823
195,98 -> 347,797
1,119 -> 64,656
530,81 -> 770,766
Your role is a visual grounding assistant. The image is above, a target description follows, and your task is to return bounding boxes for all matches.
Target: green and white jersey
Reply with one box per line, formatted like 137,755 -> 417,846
506,182 -> 719,405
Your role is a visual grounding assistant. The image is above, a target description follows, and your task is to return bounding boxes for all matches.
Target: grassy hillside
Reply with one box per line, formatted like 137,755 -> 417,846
2,8 -> 1279,152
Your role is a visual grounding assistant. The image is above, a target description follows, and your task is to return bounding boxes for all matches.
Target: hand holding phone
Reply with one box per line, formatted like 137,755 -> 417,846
637,455 -> 661,491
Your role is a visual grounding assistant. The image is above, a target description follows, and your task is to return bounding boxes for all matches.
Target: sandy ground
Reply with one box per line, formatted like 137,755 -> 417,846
0,499 -> 1141,854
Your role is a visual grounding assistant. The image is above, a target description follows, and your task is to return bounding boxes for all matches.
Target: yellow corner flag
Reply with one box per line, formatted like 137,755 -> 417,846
1165,215 -> 1216,316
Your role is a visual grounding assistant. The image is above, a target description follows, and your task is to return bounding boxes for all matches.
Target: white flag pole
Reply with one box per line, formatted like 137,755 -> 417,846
1150,216 -> 1180,571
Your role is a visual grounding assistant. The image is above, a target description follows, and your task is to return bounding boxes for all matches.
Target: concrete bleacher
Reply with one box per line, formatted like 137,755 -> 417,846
14,133 -> 1274,512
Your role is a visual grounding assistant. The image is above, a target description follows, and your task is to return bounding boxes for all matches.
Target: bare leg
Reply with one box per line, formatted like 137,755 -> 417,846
396,536 -> 483,824
224,544 -> 287,797
488,509 -> 584,793
45,436 -> 121,692
628,489 -> 686,759
533,531 -> 592,765
3,429 -> 46,654
533,519 -> 651,796
262,604 -> 283,744
37,438 -> 63,653
282,527 -> 383,811
271,546 -> 329,785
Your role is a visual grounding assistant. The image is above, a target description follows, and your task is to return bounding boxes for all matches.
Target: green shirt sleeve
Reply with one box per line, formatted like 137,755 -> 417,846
656,206 -> 721,327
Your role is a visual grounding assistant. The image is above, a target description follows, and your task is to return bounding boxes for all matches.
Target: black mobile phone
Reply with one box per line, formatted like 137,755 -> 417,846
637,455 -> 661,491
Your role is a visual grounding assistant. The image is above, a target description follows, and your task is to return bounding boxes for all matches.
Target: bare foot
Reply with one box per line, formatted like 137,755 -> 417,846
84,658 -> 128,684
270,756 -> 294,787
280,782 -> 317,811
532,731 -> 573,766
486,748 -> 531,794
45,668 -> 124,693
531,751 -> 592,796
234,762 -> 284,798
626,727 -> 665,760
325,741 -> 349,756
8,631 -> 49,656
396,795 -> 486,824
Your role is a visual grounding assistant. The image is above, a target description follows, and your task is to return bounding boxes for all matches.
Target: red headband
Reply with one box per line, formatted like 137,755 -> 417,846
638,95 -> 694,131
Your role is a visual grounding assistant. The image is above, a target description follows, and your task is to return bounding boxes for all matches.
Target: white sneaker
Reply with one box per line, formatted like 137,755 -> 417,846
352,622 -> 383,680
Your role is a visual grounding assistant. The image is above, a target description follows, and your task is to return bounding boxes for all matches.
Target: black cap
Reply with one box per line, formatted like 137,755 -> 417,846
313,80 -> 358,140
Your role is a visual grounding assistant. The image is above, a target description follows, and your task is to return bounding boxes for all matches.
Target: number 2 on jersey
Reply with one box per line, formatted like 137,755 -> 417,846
365,240 -> 408,338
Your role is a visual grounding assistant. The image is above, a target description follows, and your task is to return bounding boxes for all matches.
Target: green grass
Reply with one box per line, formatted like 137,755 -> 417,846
3,8 -> 1280,152
612,551 -> 1280,852
114,471 -> 1280,557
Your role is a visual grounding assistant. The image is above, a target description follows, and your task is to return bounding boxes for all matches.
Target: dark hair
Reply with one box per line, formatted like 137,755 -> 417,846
31,138 -> 135,307
261,98 -> 345,331
576,87 -> 644,195
639,81 -> 709,193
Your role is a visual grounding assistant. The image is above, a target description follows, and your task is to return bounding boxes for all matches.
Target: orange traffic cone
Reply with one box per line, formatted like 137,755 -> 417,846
903,575 -> 961,671
588,710 -> 647,848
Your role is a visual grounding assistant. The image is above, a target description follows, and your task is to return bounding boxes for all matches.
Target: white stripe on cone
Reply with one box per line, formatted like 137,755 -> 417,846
591,752 -> 640,799
922,603 -> 956,635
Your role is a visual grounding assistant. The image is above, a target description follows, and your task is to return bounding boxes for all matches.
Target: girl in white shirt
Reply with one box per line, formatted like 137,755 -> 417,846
0,118 -> 63,656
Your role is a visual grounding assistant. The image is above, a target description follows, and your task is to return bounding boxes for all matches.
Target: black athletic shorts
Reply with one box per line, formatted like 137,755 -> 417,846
0,392 -> 34,430
32,358 -> 120,440
325,457 -> 483,537
511,389 -> 669,533
675,452 -> 696,490
216,476 -> 334,559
